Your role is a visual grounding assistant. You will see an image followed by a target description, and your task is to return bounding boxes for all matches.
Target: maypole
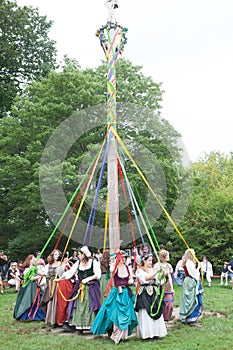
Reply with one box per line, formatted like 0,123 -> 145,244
96,0 -> 127,254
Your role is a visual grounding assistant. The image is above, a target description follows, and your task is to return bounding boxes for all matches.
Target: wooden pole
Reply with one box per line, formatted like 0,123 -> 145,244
96,1 -> 127,254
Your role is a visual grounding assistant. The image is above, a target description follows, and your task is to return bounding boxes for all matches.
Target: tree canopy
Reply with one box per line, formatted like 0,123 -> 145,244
0,57 -> 185,260
176,152 -> 233,271
0,0 -> 57,116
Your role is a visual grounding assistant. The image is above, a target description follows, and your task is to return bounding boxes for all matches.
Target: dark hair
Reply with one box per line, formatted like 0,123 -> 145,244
57,252 -> 69,261
140,253 -> 153,265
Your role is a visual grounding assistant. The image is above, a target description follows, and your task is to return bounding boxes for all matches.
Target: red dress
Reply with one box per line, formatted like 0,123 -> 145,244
56,264 -> 73,325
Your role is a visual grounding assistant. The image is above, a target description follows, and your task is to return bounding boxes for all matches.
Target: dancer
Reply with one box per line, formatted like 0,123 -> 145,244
40,249 -> 61,326
154,249 -> 174,322
91,250 -> 138,345
13,254 -> 45,321
56,246 -> 101,334
135,253 -> 167,341
99,249 -> 110,304
179,249 -> 203,327
56,252 -> 73,326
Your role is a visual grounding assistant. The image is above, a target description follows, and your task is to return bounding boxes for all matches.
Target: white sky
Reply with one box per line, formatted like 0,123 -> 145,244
17,0 -> 233,161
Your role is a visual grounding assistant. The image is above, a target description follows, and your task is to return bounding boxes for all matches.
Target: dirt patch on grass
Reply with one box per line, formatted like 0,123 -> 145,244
171,307 -> 226,321
203,311 -> 226,318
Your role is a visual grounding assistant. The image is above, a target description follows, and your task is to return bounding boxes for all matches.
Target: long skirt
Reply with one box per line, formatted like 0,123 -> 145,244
100,273 -> 110,304
13,282 -> 45,321
137,309 -> 167,339
135,285 -> 167,339
40,279 -> 57,325
91,287 -> 138,338
56,279 -> 73,325
163,281 -> 174,321
69,286 -> 96,330
180,277 -> 203,323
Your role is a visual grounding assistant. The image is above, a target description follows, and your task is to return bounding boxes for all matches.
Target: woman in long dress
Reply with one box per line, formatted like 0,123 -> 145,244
155,249 -> 174,322
55,246 -> 101,334
179,248 -> 203,327
56,253 -> 73,326
40,249 -> 61,326
135,253 -> 167,341
13,255 -> 45,321
91,250 -> 138,345
99,249 -> 110,304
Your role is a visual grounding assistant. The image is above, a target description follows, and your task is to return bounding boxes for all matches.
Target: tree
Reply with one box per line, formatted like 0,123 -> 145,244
0,0 -> 57,116
0,58 -> 183,260
178,152 -> 233,272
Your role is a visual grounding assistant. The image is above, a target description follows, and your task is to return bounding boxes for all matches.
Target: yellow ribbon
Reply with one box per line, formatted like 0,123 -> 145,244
78,283 -> 85,303
57,282 -> 85,303
109,125 -> 200,265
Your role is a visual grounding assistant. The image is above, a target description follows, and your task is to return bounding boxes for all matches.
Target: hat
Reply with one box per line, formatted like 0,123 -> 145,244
11,262 -> 17,266
80,246 -> 91,258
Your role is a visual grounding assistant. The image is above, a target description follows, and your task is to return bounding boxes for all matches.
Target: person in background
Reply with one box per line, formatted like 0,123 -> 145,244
220,262 -> 229,286
56,246 -> 101,334
70,249 -> 78,265
0,251 -> 9,281
179,249 -> 203,327
200,256 -> 213,287
95,249 -> 103,261
135,254 -> 167,341
91,250 -> 138,345
17,260 -> 25,285
0,270 -> 3,294
227,256 -> 233,290
136,245 -> 151,265
8,262 -> 21,292
174,255 -> 185,286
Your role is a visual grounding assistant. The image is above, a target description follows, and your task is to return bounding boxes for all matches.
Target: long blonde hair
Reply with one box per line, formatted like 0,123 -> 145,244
182,249 -> 196,267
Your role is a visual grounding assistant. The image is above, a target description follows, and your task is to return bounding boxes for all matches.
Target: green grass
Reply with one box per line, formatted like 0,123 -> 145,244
0,280 -> 233,350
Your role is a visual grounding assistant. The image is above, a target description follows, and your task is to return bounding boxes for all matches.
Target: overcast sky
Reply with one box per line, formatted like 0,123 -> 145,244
17,0 -> 233,161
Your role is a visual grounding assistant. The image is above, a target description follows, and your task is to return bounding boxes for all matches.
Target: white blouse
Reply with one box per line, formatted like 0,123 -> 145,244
186,259 -> 200,281
62,259 -> 101,280
136,268 -> 157,284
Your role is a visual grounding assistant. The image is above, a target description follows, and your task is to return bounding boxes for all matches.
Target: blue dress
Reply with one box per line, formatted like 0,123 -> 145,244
13,281 -> 45,321
91,265 -> 138,337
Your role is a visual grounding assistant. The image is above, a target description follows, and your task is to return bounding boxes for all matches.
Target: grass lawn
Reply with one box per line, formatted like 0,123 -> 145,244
0,279 -> 233,350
